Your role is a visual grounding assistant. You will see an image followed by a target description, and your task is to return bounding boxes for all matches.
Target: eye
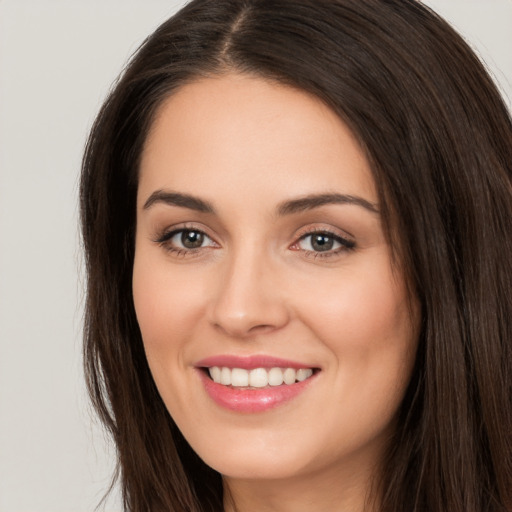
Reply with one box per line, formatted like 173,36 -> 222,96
175,229 -> 207,249
156,228 -> 217,253
293,230 -> 355,256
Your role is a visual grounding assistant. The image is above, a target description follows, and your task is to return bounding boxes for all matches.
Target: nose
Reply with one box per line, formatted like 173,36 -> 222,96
208,247 -> 290,339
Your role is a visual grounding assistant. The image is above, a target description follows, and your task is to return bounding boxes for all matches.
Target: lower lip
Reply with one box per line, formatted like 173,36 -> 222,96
197,370 -> 317,413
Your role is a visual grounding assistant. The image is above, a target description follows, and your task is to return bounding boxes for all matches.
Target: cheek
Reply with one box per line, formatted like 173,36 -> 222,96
297,264 -> 412,345
293,260 -> 418,400
132,248 -> 207,362
293,264 -> 418,451
131,250 -> 211,418
132,251 -> 200,378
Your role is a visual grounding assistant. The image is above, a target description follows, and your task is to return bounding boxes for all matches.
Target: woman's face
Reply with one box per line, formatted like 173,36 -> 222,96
133,74 -> 418,486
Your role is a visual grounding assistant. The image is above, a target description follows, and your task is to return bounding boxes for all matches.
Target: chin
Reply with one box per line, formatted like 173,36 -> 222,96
202,448 -> 312,481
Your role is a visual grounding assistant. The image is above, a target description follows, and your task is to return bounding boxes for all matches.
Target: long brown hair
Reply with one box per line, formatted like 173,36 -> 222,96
80,1 -> 512,510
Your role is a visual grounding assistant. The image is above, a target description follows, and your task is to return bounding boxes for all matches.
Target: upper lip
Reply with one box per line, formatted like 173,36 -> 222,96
195,355 -> 317,370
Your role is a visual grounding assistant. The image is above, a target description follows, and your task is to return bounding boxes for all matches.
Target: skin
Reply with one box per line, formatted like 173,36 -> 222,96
133,74 -> 419,512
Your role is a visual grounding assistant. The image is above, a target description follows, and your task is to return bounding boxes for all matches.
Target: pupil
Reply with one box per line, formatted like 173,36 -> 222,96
181,230 -> 204,248
312,234 -> 333,252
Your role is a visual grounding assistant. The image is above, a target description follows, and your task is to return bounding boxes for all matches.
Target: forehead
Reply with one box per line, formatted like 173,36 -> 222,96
138,73 -> 376,208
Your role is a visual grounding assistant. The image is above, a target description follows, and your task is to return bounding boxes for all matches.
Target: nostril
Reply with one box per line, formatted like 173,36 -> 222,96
208,276 -> 291,338
247,323 -> 278,334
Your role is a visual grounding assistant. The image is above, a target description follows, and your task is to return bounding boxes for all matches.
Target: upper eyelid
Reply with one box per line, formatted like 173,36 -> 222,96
153,223 -> 216,243
153,223 -> 355,248
298,230 -> 350,242
295,231 -> 355,248
154,228 -> 217,256
294,224 -> 355,242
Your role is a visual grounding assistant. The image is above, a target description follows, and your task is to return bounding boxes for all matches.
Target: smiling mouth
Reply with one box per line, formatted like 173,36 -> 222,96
205,366 -> 316,388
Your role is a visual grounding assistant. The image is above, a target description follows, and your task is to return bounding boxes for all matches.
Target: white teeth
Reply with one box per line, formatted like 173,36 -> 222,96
220,367 -> 231,385
296,368 -> 313,382
231,368 -> 249,387
249,368 -> 268,387
207,366 -> 314,387
268,367 -> 284,386
283,367 -> 296,385
209,366 -> 221,383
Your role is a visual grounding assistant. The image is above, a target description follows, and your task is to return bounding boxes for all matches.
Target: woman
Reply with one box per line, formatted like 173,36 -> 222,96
80,0 -> 512,511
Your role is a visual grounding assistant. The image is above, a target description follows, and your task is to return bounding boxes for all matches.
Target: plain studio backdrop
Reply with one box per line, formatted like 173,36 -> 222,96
0,1 -> 510,511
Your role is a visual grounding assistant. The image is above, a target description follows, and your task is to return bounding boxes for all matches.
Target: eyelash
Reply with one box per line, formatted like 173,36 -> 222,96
292,228 -> 356,259
155,224 -> 216,258
154,226 -> 356,259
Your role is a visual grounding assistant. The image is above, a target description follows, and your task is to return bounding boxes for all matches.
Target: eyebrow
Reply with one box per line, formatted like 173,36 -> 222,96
142,190 -> 379,215
143,190 -> 214,213
277,193 -> 379,215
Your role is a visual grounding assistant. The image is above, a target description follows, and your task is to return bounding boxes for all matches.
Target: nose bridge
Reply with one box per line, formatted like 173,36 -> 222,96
209,240 -> 288,337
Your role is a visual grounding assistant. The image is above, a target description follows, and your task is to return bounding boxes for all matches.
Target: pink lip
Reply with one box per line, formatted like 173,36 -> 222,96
195,354 -> 313,370
195,355 -> 319,413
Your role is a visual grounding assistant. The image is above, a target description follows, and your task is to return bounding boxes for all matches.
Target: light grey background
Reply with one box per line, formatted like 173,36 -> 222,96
0,1 -> 510,511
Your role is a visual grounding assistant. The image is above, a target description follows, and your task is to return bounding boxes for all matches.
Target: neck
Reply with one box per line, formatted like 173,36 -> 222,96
223,461 -> 381,512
